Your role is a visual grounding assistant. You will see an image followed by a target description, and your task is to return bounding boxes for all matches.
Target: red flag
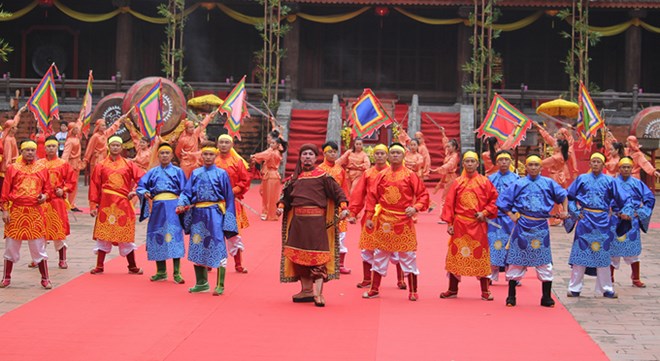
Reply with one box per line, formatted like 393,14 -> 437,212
27,64 -> 60,133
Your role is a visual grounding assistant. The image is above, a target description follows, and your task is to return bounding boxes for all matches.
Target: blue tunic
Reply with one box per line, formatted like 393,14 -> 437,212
497,175 -> 567,267
566,173 -> 633,268
178,165 -> 238,268
137,164 -> 187,261
609,175 -> 655,257
488,170 -> 520,267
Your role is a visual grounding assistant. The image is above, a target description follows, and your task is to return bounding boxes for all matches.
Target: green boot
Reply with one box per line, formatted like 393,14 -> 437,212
172,258 -> 185,284
188,265 -> 209,293
150,261 -> 168,282
213,267 -> 226,296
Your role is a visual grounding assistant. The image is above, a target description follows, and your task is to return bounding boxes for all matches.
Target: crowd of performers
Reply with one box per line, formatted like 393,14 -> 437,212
0,107 -> 658,310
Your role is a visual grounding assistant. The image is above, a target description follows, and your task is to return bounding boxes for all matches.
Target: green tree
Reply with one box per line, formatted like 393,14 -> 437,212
0,6 -> 14,62
158,0 -> 187,85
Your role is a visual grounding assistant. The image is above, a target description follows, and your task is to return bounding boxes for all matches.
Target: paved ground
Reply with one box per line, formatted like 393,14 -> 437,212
0,180 -> 658,360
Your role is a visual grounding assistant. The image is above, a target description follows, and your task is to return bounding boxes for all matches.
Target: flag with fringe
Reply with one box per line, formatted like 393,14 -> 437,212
80,70 -> 94,137
348,89 -> 392,138
476,94 -> 532,149
577,82 -> 604,147
218,75 -> 249,141
28,63 -> 60,133
133,79 -> 163,141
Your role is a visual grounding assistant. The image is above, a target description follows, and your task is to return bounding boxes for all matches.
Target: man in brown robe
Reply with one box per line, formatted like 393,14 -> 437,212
277,143 -> 349,307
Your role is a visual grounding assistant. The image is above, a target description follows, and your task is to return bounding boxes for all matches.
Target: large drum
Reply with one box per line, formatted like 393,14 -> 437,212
630,106 -> 660,138
122,77 -> 187,136
90,92 -> 130,142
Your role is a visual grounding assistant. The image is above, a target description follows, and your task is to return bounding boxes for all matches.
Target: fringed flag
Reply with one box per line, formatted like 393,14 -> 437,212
133,79 -> 163,141
80,70 -> 94,138
348,89 -> 392,138
218,75 -> 249,141
577,82 -> 604,148
477,94 -> 532,149
28,63 -> 60,133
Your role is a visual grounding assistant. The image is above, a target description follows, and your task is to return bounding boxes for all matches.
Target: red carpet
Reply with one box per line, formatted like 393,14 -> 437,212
420,112 -> 461,183
0,190 -> 606,361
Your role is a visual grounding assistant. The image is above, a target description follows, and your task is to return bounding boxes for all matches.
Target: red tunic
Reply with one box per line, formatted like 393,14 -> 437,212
318,159 -> 350,232
89,156 -> 145,243
364,165 -> 429,252
1,159 -> 50,240
83,121 -> 122,172
215,151 -> 251,230
441,171 -> 498,277
37,157 -> 76,240
349,164 -> 388,250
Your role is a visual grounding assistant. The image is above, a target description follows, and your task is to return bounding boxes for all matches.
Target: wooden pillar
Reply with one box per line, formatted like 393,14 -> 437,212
115,12 -> 133,80
624,10 -> 644,91
282,18 -> 300,100
455,8 -> 471,104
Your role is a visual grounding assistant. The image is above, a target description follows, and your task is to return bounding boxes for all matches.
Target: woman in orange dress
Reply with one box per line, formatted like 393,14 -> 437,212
251,138 -> 286,221
337,138 -> 371,194
541,139 -> 569,226
536,123 -> 578,183
603,130 -> 624,176
625,135 -> 660,180
61,117 -> 85,211
404,139 -> 425,179
481,137 -> 498,176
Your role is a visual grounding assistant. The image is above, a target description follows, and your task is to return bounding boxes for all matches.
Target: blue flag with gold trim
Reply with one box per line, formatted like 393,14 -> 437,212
348,89 -> 392,138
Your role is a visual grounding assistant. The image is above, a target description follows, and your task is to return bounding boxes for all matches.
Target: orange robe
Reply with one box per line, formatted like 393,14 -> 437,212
215,151 -> 251,230
364,166 -> 429,252
404,151 -> 425,179
62,119 -> 84,207
418,143 -> 431,178
175,114 -> 212,178
629,149 -> 657,180
541,153 -> 570,188
128,127 -> 154,172
252,148 -> 282,221
1,114 -> 20,177
337,149 -> 371,194
38,157 -> 76,240
89,156 -> 145,243
349,164 -> 389,250
318,159 -> 350,232
441,172 -> 498,277
539,127 -> 575,184
1,159 -> 50,240
482,151 -> 497,176
603,132 -> 620,176
83,120 -> 122,173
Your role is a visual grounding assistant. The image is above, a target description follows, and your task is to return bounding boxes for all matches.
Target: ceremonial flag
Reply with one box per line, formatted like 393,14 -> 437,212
576,82 -> 604,147
477,94 -> 532,149
348,88 -> 392,138
80,70 -> 94,137
218,75 -> 249,141
28,63 -> 60,133
133,79 -> 163,141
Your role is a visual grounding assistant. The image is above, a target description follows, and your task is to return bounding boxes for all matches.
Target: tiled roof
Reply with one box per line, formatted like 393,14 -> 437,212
291,0 -> 660,8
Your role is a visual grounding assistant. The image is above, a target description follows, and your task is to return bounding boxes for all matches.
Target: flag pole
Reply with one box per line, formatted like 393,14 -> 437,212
423,113 -> 447,132
538,112 -> 575,130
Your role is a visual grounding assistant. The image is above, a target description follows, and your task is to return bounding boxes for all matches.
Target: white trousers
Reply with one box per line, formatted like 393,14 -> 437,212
361,249 -> 401,265
568,265 -> 614,294
4,238 -> 48,263
339,232 -> 347,254
489,266 -> 501,282
94,240 -> 137,257
611,256 -> 640,269
226,235 -> 244,257
506,264 -> 553,282
372,249 -> 418,277
50,240 -> 67,252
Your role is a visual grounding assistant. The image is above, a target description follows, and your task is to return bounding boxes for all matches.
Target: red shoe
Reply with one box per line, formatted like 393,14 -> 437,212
632,279 -> 646,288
362,289 -> 379,299
41,278 -> 52,289
481,291 -> 494,301
128,267 -> 144,275
0,278 -> 10,288
439,290 -> 458,299
90,267 -> 104,275
58,260 -> 68,269
356,280 -> 371,288
409,292 -> 419,301
28,262 -> 38,269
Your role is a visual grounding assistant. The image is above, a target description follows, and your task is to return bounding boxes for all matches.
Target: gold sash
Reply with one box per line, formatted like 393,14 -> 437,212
195,200 -> 226,214
153,192 -> 178,201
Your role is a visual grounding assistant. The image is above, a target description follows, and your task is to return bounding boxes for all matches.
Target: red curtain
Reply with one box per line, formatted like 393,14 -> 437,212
420,112 -> 461,183
285,109 -> 330,176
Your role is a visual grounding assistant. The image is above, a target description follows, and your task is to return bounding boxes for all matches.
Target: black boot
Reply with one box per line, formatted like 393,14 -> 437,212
126,251 -> 143,275
541,281 -> 555,307
506,280 -> 517,307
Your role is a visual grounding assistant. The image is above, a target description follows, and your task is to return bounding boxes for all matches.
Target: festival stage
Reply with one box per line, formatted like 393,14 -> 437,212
0,190 -> 608,361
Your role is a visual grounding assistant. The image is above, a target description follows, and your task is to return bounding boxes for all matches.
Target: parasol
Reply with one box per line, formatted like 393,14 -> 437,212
535,98 -> 579,119
187,94 -> 224,108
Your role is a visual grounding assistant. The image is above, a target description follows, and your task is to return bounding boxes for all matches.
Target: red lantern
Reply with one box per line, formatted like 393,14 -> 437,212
39,0 -> 54,6
375,7 -> 390,17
